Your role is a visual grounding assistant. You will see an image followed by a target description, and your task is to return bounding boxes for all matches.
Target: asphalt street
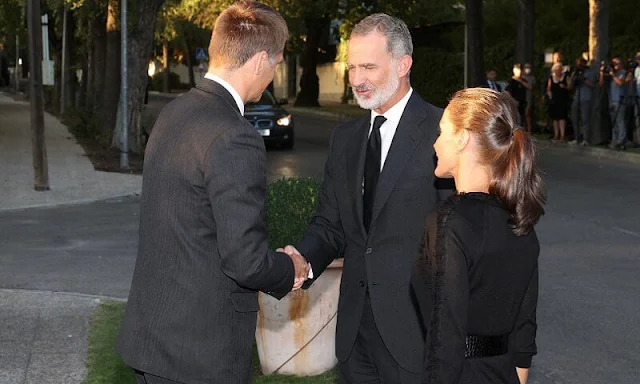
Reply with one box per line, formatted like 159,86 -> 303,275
0,110 -> 638,383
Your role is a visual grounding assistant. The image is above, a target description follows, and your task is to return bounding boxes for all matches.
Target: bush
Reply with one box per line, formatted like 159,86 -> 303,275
412,47 -> 464,108
150,71 -> 183,92
265,177 -> 322,249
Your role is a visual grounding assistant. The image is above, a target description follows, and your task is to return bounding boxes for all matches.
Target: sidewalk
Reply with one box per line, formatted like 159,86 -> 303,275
0,289 -> 103,384
0,92 -> 142,212
0,92 -> 141,383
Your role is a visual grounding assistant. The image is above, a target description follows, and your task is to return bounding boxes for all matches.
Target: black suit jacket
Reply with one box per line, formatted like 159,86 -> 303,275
298,91 -> 447,373
485,80 -> 503,92
116,79 -> 295,384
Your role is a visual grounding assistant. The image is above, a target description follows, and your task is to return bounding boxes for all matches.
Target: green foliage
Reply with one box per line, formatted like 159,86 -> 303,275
265,177 -> 322,249
411,47 -> 464,108
83,291 -> 337,383
65,106 -> 112,146
82,301 -> 134,384
149,71 -> 189,91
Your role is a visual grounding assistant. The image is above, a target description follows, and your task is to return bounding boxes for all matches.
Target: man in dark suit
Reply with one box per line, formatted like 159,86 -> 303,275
116,2 -> 309,384
485,68 -> 502,91
281,13 -> 451,384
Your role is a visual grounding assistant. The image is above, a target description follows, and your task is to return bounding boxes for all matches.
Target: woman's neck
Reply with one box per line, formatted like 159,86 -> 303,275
454,163 -> 491,194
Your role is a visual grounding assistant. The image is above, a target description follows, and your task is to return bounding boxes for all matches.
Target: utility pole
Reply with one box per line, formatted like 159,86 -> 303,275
120,0 -> 129,169
27,0 -> 49,191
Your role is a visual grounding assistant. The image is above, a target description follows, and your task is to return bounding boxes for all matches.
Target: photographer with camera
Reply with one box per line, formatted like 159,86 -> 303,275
632,52 -> 640,145
600,57 -> 629,149
568,57 -> 595,145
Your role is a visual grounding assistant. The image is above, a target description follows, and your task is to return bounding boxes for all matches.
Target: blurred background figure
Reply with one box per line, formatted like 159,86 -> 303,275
568,57 -> 595,146
600,57 -> 629,149
485,68 -> 502,91
506,64 -> 531,127
522,63 -> 536,134
547,63 -> 570,142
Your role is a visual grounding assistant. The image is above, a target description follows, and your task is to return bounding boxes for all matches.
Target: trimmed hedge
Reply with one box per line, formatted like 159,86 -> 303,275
265,177 -> 322,250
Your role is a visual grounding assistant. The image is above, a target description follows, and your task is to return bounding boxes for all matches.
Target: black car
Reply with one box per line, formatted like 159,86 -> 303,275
245,90 -> 294,149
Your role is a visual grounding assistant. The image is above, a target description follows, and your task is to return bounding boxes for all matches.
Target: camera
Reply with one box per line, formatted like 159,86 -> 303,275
571,66 -> 585,86
600,61 -> 612,75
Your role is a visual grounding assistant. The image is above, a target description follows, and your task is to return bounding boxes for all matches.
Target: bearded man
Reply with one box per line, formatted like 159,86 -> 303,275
279,13 -> 452,384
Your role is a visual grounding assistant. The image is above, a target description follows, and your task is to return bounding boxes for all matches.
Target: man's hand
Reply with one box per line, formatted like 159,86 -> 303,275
277,245 -> 309,291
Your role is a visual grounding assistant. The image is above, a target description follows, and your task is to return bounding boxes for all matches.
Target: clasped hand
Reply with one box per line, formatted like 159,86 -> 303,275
276,245 -> 308,291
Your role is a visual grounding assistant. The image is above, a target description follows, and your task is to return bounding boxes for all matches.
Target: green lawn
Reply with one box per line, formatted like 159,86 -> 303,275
83,301 -> 338,384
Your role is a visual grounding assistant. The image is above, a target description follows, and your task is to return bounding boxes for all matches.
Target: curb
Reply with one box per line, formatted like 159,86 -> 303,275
534,139 -> 640,165
0,287 -> 128,302
0,192 -> 141,213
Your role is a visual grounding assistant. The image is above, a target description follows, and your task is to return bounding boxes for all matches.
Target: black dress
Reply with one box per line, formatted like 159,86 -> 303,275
411,193 -> 539,384
549,74 -> 570,120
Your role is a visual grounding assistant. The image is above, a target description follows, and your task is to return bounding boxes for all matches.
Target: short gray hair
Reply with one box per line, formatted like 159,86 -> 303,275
351,13 -> 413,59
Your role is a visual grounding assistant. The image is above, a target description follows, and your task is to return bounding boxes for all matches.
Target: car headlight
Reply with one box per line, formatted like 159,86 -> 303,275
276,115 -> 292,126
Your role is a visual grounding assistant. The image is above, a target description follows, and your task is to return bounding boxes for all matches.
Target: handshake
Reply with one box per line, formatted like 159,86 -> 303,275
276,245 -> 311,291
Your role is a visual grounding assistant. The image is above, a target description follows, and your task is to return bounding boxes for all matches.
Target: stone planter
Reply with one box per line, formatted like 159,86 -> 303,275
256,258 -> 343,376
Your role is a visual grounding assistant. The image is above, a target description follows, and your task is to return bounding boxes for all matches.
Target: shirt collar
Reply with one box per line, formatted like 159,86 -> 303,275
370,87 -> 413,126
204,73 -> 245,116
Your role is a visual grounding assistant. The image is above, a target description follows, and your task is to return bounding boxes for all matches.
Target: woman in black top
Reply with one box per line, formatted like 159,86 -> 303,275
412,89 -> 546,384
547,62 -> 570,142
506,64 -> 531,126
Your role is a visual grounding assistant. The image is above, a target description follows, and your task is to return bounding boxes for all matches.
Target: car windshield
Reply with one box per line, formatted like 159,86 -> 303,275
247,90 -> 277,106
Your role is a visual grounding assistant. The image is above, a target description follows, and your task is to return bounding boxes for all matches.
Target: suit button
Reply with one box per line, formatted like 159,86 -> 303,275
359,280 -> 365,287
365,248 -> 372,254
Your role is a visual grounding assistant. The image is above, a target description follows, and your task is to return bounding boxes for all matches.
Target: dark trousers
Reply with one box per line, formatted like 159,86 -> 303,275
338,293 -> 421,384
135,370 -> 185,384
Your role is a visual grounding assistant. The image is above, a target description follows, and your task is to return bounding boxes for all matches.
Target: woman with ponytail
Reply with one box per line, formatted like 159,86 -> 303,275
411,88 -> 546,384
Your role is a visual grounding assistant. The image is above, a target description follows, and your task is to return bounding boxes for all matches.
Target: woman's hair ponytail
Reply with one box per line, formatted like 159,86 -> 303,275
448,89 -> 546,236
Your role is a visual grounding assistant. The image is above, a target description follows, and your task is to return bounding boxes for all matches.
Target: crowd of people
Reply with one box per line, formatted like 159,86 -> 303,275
485,51 -> 640,150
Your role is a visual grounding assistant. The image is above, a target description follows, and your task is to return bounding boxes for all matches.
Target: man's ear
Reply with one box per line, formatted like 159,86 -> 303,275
397,55 -> 413,78
253,50 -> 269,75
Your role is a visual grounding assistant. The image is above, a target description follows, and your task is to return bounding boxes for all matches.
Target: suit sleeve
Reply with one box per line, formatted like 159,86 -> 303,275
423,211 -> 469,384
204,125 -> 294,299
297,127 -> 346,287
510,265 -> 539,368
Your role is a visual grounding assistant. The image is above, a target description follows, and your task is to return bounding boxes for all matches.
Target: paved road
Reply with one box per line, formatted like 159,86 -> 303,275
1,111 -> 639,383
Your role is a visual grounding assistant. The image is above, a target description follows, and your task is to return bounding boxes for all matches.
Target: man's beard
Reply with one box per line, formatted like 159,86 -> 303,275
352,72 -> 400,111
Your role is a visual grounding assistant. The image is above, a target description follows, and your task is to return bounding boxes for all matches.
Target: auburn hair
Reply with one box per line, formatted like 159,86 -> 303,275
447,88 -> 546,236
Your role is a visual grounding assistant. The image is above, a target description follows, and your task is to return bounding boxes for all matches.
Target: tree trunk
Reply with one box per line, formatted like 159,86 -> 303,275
163,41 -> 170,93
588,0 -> 611,145
92,4 -> 108,119
27,0 -> 49,190
112,0 -> 166,153
287,53 -> 297,100
515,0 -> 535,66
84,12 -> 94,110
295,17 -> 324,107
102,0 -> 121,135
183,37 -> 195,87
465,0 -> 484,87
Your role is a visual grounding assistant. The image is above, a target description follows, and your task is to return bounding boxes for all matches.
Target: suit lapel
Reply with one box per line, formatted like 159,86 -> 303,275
346,116 -> 371,239
370,94 -> 429,226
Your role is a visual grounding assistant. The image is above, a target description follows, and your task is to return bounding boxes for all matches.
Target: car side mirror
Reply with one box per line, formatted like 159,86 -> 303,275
278,98 -> 288,105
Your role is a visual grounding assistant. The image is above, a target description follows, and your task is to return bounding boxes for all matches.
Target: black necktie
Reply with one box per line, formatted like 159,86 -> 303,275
363,115 -> 386,232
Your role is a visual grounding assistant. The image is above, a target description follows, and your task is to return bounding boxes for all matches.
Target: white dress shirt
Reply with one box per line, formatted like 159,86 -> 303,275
369,88 -> 413,171
204,73 -> 245,116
